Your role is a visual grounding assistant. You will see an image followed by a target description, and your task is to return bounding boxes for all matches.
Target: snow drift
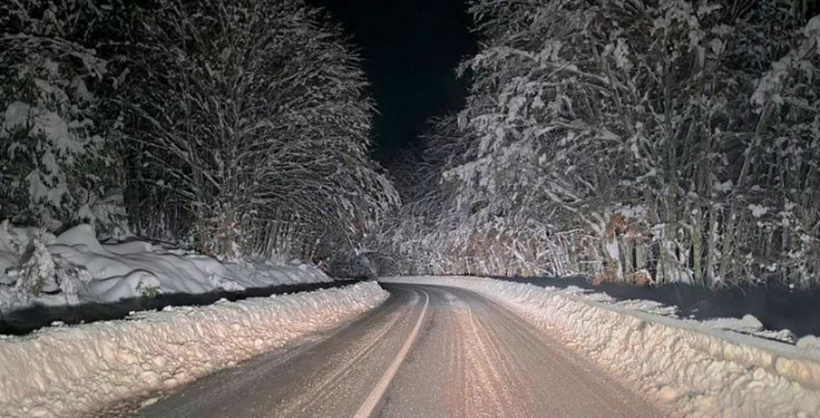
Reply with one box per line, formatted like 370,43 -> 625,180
0,281 -> 388,418
382,276 -> 820,417
0,222 -> 332,314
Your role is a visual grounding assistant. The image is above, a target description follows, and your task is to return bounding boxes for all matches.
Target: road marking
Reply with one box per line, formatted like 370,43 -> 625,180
353,289 -> 430,418
282,293 -> 414,416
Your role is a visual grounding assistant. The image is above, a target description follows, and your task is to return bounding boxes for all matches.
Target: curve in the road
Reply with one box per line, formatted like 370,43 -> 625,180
354,289 -> 429,418
124,281 -> 661,418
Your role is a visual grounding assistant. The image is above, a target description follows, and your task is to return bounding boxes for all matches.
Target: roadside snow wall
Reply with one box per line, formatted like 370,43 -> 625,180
0,222 -> 333,314
0,281 -> 388,418
383,276 -> 820,418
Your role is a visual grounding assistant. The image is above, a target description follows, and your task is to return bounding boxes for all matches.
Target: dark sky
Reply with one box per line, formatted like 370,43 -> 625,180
309,0 -> 476,162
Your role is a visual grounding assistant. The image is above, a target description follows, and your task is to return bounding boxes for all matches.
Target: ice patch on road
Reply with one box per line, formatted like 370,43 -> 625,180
383,276 -> 820,418
0,281 -> 388,418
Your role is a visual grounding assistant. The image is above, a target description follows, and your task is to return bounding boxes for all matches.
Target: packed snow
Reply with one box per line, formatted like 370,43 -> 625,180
0,281 -> 388,418
0,222 -> 332,314
382,276 -> 820,418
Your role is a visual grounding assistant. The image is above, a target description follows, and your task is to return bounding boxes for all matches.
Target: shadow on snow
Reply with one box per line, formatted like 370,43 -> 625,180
489,275 -> 820,339
0,279 -> 364,336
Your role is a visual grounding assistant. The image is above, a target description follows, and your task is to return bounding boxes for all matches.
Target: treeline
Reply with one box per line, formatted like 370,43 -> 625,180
0,0 -> 397,261
375,0 -> 820,288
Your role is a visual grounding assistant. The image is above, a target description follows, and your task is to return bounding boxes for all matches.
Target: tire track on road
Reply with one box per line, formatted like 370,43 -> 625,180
353,289 -> 430,418
278,292 -> 416,417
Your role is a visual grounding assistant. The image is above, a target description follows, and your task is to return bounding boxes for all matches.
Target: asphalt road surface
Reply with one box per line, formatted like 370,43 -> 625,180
130,281 -> 661,418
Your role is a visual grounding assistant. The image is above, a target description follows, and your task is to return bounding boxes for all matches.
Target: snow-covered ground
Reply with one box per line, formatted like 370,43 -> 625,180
0,281 -> 388,418
382,276 -> 820,418
0,222 -> 332,314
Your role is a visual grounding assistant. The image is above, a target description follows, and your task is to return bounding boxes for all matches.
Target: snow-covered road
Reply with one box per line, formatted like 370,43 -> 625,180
129,280 -> 659,418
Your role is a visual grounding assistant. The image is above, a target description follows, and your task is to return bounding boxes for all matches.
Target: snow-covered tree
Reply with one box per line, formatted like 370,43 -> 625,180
387,0 -> 820,287
0,0 -> 125,234
116,0 -> 397,259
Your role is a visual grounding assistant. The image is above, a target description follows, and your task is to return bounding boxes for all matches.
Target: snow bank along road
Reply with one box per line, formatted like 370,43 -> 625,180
397,277 -> 820,417
7,276 -> 817,417
0,282 -> 388,418
131,280 -> 660,418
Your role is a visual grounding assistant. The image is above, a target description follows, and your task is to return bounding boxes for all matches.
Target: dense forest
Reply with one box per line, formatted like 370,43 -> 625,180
374,0 -> 820,288
2,0 -> 819,288
0,0 -> 398,269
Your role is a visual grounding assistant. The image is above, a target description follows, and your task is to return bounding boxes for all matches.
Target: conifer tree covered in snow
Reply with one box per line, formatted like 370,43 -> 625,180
378,0 -> 820,288
0,0 -> 125,234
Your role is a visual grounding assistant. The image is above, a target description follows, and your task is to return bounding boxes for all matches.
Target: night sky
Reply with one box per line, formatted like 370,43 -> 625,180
310,0 -> 476,162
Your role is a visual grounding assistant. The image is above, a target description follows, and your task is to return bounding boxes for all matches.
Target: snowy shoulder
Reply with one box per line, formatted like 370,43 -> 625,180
0,281 -> 388,418
383,276 -> 820,418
